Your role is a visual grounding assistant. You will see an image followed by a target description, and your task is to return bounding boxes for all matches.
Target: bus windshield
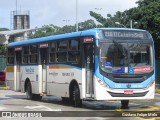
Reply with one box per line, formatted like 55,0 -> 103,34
100,42 -> 153,74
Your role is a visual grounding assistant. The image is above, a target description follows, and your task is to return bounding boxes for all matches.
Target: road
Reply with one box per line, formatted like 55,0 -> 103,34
0,90 -> 160,120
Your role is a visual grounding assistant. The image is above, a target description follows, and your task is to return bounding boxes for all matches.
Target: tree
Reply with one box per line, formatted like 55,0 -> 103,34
32,20 -> 97,38
0,28 -> 9,31
32,25 -> 61,38
0,45 -> 6,55
131,1 -> 160,59
89,0 -> 160,59
90,11 -> 106,27
136,0 -> 160,7
89,11 -> 129,27
78,19 -> 96,31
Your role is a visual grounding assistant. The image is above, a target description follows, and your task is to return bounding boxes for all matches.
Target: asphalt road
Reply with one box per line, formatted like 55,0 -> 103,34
0,90 -> 160,120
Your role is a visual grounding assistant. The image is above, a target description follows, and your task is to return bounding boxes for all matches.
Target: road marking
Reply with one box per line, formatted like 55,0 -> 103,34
24,105 -> 61,111
116,102 -> 160,120
24,105 -> 53,111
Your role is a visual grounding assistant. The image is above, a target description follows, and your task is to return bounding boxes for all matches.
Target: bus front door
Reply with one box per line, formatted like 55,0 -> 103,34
83,43 -> 94,98
40,48 -> 47,94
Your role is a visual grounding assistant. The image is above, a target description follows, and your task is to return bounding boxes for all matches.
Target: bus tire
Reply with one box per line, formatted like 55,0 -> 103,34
32,94 -> 42,101
26,82 -> 42,101
26,82 -> 33,100
73,85 -> 82,107
121,100 -> 129,109
62,97 -> 70,103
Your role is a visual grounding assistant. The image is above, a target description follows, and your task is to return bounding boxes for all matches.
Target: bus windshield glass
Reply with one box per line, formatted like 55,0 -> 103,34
100,42 -> 153,74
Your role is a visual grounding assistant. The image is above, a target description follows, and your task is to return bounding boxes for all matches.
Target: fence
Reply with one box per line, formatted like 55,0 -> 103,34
0,55 -> 6,71
156,60 -> 160,88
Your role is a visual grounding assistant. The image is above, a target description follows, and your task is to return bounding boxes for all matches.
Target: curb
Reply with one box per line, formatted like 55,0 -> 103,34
0,87 -> 10,90
155,93 -> 160,96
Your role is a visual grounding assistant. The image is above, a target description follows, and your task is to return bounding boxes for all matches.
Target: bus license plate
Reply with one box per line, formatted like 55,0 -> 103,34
124,90 -> 133,95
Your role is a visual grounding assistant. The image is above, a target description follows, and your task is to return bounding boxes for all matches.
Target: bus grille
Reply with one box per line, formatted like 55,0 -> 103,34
108,91 -> 148,97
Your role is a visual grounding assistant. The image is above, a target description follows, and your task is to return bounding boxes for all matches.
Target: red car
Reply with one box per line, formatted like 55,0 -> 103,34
0,71 -> 6,81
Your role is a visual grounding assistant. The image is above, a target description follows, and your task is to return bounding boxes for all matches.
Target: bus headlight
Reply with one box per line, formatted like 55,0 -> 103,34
146,80 -> 155,89
97,79 -> 110,88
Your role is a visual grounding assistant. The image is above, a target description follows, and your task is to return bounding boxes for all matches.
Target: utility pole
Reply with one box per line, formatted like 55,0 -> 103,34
76,0 -> 78,32
130,20 -> 132,29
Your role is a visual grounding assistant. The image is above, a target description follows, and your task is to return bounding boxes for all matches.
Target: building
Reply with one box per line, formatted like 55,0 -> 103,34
0,29 -> 34,44
11,10 -> 30,30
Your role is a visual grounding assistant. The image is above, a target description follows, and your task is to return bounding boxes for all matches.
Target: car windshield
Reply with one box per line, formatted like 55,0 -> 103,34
100,42 -> 153,74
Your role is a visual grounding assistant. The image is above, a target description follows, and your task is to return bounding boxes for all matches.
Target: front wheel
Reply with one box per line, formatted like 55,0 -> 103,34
26,82 -> 42,101
26,82 -> 33,100
73,85 -> 82,107
121,100 -> 129,109
33,94 -> 42,101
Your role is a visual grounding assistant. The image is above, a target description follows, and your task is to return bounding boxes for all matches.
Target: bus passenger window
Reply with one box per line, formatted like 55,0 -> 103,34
68,39 -> 80,63
57,41 -> 68,51
50,53 -> 55,62
23,46 -> 29,54
68,52 -> 80,62
57,52 -> 67,62
30,55 -> 37,63
30,45 -> 38,64
8,57 -> 14,64
7,48 -> 14,65
49,43 -> 56,63
23,55 -> 28,64
69,40 -> 79,50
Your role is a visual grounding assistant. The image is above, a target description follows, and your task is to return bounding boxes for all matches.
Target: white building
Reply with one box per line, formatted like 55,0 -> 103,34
0,29 -> 35,44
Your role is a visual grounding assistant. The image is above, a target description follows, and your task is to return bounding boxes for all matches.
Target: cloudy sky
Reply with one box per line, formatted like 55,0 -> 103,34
0,0 -> 138,29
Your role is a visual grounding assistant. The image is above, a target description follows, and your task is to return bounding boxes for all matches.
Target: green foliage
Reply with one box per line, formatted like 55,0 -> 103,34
0,28 -> 9,31
32,25 -> 61,38
132,1 -> 160,59
78,19 -> 96,31
136,0 -> 160,7
31,0 -> 160,59
156,88 -> 160,94
32,20 -> 97,38
90,11 -> 106,26
0,45 -> 6,55
89,0 -> 160,59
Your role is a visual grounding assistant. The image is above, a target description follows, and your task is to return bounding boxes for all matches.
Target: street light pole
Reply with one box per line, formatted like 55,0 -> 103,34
115,20 -> 137,28
130,20 -> 132,29
76,0 -> 78,32
115,22 -> 126,28
63,20 -> 70,25
16,0 -> 18,14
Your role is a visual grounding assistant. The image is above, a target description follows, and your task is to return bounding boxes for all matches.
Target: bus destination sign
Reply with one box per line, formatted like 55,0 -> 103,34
102,30 -> 147,40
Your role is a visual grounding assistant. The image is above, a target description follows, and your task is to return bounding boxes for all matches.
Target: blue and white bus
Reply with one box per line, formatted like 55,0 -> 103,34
6,28 -> 155,108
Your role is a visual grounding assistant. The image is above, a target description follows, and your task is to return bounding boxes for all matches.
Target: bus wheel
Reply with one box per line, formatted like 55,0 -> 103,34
26,82 -> 42,100
121,100 -> 129,109
62,97 -> 70,102
33,94 -> 42,101
26,82 -> 33,100
73,85 -> 82,107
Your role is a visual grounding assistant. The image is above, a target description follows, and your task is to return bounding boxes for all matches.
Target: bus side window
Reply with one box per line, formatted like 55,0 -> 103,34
68,39 -> 80,62
23,46 -> 29,64
57,40 -> 68,62
49,42 -> 56,63
7,48 -> 14,65
30,45 -> 38,64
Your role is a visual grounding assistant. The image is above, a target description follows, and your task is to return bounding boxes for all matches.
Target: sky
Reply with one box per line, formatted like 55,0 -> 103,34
0,0 -> 138,29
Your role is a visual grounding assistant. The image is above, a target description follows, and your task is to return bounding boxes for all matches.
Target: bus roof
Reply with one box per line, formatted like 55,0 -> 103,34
8,28 -> 147,47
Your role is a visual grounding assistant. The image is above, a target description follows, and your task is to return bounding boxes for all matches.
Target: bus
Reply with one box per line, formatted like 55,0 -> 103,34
6,28 -> 155,108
